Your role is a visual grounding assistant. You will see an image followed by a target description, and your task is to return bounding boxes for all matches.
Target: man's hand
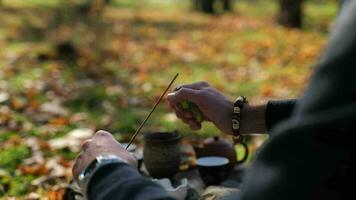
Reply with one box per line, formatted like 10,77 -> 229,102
167,81 -> 235,135
72,130 -> 137,182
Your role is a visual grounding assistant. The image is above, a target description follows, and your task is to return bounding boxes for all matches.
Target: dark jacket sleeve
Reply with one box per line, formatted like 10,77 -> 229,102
87,162 -> 175,200
265,99 -> 297,132
237,1 -> 356,200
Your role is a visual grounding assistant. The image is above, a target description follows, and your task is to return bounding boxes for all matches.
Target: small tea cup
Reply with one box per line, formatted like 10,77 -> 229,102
196,156 -> 230,186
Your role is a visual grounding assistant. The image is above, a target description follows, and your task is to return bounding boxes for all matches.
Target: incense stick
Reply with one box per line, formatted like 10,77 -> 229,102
125,73 -> 179,150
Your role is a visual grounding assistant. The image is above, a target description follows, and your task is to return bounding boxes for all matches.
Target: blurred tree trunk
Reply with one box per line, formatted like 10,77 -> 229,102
193,0 -> 202,10
193,0 -> 233,14
202,0 -> 215,14
277,0 -> 303,28
223,0 -> 231,11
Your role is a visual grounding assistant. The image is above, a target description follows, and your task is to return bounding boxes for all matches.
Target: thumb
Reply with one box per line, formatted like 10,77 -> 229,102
167,88 -> 200,105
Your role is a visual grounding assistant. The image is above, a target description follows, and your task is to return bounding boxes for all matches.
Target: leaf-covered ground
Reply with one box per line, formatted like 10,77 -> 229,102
0,0 -> 337,198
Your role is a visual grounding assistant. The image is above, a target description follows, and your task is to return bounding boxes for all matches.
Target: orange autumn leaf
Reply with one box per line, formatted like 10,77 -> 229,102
261,84 -> 274,97
37,139 -> 51,150
59,157 -> 72,168
11,97 -> 27,110
25,88 -> 38,99
29,100 -> 41,110
20,163 -> 48,175
48,189 -> 64,200
49,117 -> 69,126
138,68 -> 148,83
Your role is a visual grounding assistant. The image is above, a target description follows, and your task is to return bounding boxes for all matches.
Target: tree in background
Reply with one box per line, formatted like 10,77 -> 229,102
223,0 -> 232,11
193,0 -> 233,14
78,0 -> 112,16
277,0 -> 303,28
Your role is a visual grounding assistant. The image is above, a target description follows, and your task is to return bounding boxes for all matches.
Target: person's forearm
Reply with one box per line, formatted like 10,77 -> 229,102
87,163 -> 174,200
240,103 -> 267,134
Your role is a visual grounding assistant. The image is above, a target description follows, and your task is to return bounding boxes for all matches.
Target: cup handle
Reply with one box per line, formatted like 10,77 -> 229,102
236,142 -> 249,164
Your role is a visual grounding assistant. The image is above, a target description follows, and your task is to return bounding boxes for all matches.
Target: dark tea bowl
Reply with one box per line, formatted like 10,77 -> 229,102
196,156 -> 230,186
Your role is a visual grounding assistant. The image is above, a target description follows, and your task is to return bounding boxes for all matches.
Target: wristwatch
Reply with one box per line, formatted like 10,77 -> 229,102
78,155 -> 127,198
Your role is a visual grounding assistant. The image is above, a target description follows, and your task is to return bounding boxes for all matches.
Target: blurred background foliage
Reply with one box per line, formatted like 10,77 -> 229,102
0,0 -> 338,198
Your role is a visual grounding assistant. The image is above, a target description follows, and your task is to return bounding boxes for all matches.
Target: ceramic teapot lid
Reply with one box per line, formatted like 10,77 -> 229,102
203,136 -> 233,148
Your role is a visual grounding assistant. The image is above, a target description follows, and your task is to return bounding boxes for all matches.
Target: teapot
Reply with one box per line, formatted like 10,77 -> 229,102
193,136 -> 248,170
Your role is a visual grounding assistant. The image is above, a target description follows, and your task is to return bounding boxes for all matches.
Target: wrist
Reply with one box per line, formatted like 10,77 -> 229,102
240,104 -> 251,134
240,103 -> 267,134
220,100 -> 234,135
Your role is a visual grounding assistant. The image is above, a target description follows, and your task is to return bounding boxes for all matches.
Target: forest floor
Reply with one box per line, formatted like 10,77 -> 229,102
0,0 -> 337,198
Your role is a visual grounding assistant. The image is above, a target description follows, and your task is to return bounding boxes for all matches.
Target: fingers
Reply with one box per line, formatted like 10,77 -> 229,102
72,153 -> 82,171
167,87 -> 200,105
72,130 -> 138,182
72,153 -> 84,182
176,109 -> 194,119
94,130 -> 113,138
183,118 -> 201,130
190,122 -> 201,130
79,131 -> 110,153
168,81 -> 210,108
174,81 -> 210,91
180,113 -> 201,130
81,139 -> 92,151
174,109 -> 202,130
168,82 -> 208,131
93,130 -> 124,149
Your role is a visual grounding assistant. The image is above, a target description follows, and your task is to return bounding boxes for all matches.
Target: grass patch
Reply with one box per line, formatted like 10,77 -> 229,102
0,145 -> 31,174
